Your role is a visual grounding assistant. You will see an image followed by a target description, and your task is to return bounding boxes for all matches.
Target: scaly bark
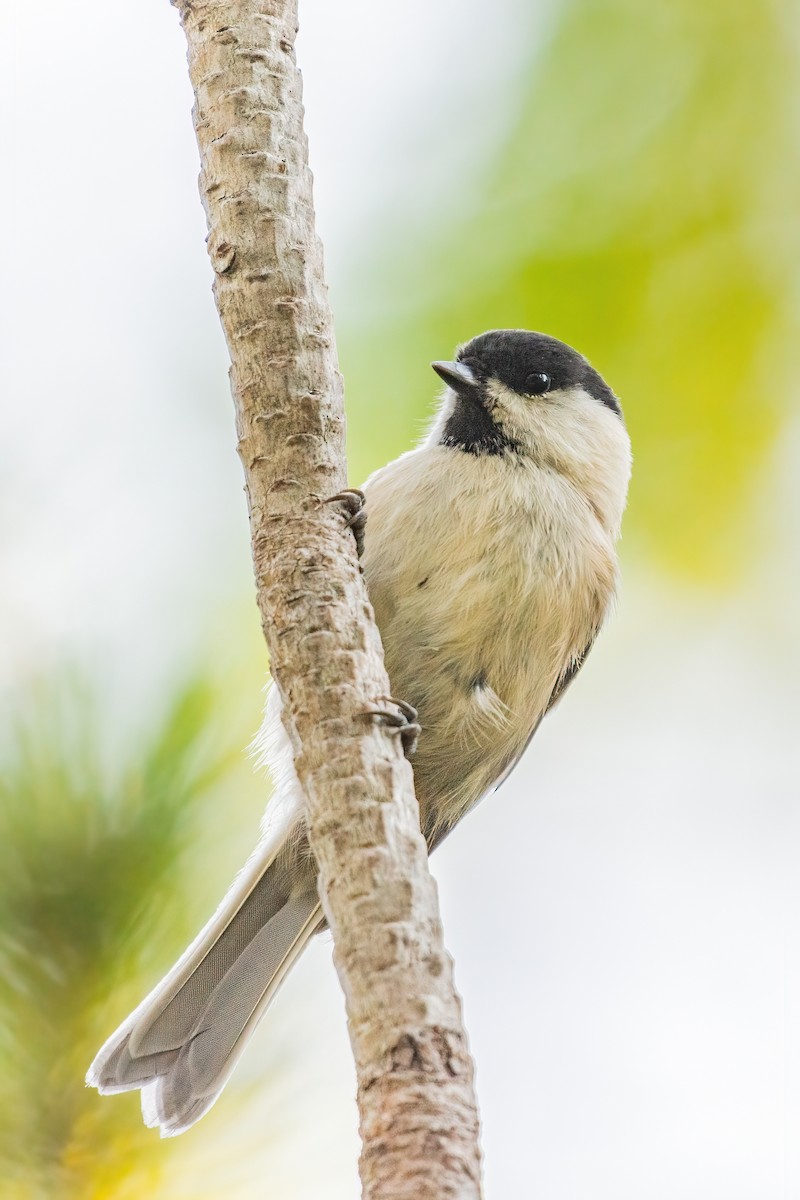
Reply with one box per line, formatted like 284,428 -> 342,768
169,1 -> 483,1195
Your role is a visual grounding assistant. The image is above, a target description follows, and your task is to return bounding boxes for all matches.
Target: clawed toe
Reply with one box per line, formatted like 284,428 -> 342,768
375,695 -> 418,724
364,696 -> 421,757
324,489 -> 367,558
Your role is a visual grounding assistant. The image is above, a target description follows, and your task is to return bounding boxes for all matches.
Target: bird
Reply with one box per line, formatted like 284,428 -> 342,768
87,328 -> 632,1136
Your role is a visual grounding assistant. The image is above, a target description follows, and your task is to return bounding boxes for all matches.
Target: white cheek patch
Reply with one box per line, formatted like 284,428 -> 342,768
484,379 -> 532,437
485,379 -> 588,462
484,379 -> 631,536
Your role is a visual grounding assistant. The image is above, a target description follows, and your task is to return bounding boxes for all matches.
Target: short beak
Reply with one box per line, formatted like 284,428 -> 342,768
431,360 -> 478,393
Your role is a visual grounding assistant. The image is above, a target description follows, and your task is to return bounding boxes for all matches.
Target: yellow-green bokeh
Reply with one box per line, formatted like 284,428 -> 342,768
3,0 -> 798,1195
342,0 -> 799,584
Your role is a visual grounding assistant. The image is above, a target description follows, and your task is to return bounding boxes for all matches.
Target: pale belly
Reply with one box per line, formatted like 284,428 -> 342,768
360,446 -> 617,845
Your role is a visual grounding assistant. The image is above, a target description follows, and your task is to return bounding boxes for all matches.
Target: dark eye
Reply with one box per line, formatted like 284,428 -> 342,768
525,372 -> 551,395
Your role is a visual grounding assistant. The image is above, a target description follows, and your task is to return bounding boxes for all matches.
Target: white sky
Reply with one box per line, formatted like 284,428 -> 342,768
0,0 -> 538,696
2,3 -> 797,1198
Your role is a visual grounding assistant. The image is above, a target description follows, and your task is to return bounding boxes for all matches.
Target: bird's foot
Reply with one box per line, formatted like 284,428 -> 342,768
364,695 -> 421,757
324,488 -> 366,558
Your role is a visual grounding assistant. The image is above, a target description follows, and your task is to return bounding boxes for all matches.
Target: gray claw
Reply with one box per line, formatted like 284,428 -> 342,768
364,697 -> 421,757
324,489 -> 367,558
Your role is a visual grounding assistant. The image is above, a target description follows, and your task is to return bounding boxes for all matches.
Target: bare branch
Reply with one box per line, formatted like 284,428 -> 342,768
170,0 -> 483,1194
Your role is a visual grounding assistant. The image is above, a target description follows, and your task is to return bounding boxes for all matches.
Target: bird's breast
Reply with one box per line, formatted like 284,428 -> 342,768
360,445 -> 617,831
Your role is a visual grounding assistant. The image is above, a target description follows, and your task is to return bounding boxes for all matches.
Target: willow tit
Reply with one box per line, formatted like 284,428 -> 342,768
88,329 -> 632,1135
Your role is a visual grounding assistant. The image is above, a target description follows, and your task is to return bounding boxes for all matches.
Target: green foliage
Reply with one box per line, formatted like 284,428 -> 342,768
3,2 -> 796,1194
0,677 -> 237,1198
342,0 -> 799,583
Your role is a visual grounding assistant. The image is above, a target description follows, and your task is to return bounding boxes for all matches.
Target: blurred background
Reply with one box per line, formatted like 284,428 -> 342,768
2,0 -> 798,1196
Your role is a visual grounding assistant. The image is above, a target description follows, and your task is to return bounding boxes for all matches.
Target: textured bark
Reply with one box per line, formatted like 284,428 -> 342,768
170,1 -> 483,1195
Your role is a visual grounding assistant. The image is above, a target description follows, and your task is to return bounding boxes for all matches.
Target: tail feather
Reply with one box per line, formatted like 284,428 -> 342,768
88,685 -> 320,1135
87,829 -> 321,1134
130,862 -> 307,1059
148,889 -> 320,1134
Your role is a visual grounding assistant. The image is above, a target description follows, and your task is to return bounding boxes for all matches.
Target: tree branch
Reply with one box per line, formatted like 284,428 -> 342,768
170,1 -> 483,1194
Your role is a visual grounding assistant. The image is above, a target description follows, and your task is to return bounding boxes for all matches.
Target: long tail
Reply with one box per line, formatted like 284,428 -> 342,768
87,690 -> 320,1137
